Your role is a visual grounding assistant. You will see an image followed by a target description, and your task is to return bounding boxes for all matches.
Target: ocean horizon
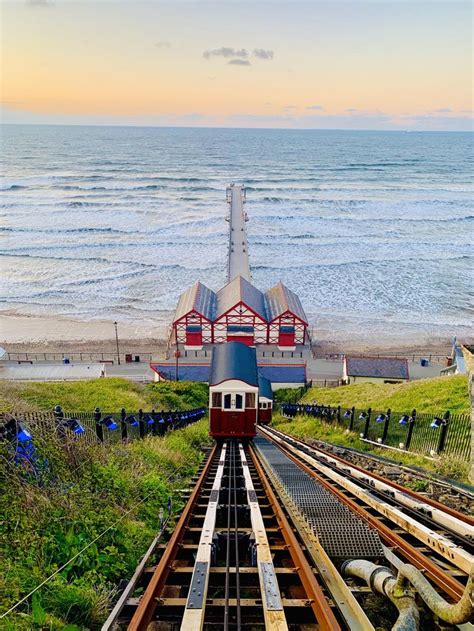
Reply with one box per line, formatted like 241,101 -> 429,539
1,124 -> 473,345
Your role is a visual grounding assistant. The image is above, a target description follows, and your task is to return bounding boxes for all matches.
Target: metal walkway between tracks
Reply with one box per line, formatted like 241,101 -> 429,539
254,436 -> 383,559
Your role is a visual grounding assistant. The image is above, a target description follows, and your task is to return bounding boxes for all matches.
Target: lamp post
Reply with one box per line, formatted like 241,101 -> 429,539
114,321 -> 121,365
174,342 -> 180,382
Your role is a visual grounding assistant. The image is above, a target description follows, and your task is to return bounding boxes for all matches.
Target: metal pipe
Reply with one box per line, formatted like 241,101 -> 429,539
342,560 -> 419,631
343,560 -> 473,627
395,563 -> 473,626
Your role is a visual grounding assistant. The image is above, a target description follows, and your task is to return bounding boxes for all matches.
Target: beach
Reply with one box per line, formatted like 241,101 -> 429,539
0,311 -> 458,360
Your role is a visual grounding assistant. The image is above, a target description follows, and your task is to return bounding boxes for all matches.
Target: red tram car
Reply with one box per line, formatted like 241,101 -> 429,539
209,342 -> 259,439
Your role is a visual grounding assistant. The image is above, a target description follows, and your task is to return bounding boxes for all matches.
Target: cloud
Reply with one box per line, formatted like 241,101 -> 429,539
203,47 -> 248,60
26,0 -> 52,6
253,49 -> 274,60
228,59 -> 251,66
306,104 -> 324,111
155,41 -> 171,49
284,105 -> 297,110
345,108 -> 359,113
433,108 -> 452,113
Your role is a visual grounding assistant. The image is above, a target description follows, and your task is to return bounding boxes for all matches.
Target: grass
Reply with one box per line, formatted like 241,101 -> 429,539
271,413 -> 471,483
0,419 -> 212,630
300,374 -> 470,414
0,379 -> 209,414
0,379 -> 212,630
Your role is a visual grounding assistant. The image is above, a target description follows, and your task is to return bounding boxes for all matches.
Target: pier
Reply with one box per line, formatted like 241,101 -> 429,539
227,184 -> 251,282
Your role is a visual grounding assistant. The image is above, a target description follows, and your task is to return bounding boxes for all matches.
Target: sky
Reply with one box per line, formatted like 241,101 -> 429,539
1,0 -> 472,130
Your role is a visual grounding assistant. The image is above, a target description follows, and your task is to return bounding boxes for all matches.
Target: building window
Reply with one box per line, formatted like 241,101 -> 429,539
223,394 -> 232,409
246,393 -> 255,408
260,402 -> 267,409
235,394 -> 243,409
212,392 -> 222,408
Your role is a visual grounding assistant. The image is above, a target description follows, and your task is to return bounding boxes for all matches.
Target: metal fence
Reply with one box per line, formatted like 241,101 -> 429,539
2,352 -> 154,364
0,406 -> 207,448
280,403 -> 470,461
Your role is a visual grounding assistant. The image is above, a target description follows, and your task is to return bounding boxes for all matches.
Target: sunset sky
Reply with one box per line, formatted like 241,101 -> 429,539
1,0 -> 472,130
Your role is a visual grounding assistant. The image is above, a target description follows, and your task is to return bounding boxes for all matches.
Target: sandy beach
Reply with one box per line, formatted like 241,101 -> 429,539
0,311 -> 461,360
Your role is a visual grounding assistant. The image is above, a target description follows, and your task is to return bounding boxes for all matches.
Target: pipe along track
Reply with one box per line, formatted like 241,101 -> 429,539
258,425 -> 474,626
104,431 -> 473,630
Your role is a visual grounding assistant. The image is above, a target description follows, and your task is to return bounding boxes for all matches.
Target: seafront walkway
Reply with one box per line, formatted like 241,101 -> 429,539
0,353 -> 443,382
227,183 -> 251,282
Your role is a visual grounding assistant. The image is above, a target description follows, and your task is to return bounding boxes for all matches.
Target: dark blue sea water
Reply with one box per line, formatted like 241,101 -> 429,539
1,125 -> 473,343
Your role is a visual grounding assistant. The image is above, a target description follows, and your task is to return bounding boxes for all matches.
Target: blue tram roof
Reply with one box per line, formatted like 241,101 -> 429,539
258,374 -> 273,400
210,341 -> 258,387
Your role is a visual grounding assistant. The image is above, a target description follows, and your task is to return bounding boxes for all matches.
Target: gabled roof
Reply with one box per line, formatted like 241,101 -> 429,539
257,364 -> 306,384
210,341 -> 258,387
215,276 -> 267,320
258,373 -> 273,400
150,363 -> 210,382
345,356 -> 409,380
265,282 -> 308,324
173,281 -> 216,322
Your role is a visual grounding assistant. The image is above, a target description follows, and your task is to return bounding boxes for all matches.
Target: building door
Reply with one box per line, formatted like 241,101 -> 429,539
186,325 -> 202,346
278,325 -> 295,346
227,325 -> 254,346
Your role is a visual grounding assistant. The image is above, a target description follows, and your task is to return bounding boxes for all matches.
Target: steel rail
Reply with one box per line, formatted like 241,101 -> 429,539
268,426 -> 474,529
128,444 -> 217,630
233,442 -> 242,630
262,428 -> 473,573
249,444 -> 343,631
260,429 -> 466,601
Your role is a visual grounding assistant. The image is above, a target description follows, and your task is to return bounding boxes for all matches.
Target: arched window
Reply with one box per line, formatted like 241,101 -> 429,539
235,394 -> 243,409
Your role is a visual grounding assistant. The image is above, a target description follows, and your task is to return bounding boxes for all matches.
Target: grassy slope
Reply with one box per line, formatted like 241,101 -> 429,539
0,381 -> 211,630
272,413 -> 470,482
1,422 -> 212,630
301,374 -> 470,414
0,379 -> 209,414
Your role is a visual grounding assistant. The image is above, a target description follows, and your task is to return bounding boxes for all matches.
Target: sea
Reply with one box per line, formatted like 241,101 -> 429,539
1,125 -> 473,344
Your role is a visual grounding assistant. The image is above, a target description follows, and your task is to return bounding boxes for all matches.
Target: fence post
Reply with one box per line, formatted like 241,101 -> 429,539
437,411 -> 450,454
120,408 -> 127,442
337,405 -> 341,425
405,409 -> 416,451
54,405 -> 65,440
94,407 -> 104,443
349,406 -> 355,431
138,408 -> 145,439
362,408 -> 372,439
381,408 -> 391,444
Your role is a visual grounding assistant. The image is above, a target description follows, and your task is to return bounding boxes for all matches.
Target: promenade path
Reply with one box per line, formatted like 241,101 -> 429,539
227,184 -> 251,282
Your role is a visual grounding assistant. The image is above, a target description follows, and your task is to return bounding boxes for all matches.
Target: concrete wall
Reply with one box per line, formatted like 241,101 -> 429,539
346,376 -> 407,385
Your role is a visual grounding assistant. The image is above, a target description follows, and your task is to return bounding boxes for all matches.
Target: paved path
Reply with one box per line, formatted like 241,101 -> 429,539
227,184 -> 251,282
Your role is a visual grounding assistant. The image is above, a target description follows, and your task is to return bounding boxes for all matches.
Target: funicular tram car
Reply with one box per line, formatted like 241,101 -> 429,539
209,342 -> 259,440
257,374 -> 273,425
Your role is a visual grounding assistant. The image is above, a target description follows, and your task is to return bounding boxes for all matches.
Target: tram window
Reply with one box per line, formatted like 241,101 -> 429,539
260,402 -> 267,409
235,394 -> 243,409
223,394 -> 232,409
246,393 -> 255,408
212,392 -> 222,408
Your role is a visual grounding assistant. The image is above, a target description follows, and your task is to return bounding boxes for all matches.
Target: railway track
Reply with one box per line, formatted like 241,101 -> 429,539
259,426 -> 473,601
104,430 -> 473,630
104,440 -> 355,630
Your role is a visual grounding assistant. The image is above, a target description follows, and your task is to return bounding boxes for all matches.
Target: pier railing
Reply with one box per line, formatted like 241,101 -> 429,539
280,403 -> 470,461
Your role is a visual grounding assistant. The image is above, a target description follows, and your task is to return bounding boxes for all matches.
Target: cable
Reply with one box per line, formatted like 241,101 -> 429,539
0,466 -> 183,620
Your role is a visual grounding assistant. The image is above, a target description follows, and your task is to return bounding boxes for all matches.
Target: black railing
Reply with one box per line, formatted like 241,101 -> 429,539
280,403 -> 470,460
0,406 -> 206,448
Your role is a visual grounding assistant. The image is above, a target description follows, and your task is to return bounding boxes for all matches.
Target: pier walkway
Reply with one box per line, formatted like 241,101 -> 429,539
227,184 -> 251,282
